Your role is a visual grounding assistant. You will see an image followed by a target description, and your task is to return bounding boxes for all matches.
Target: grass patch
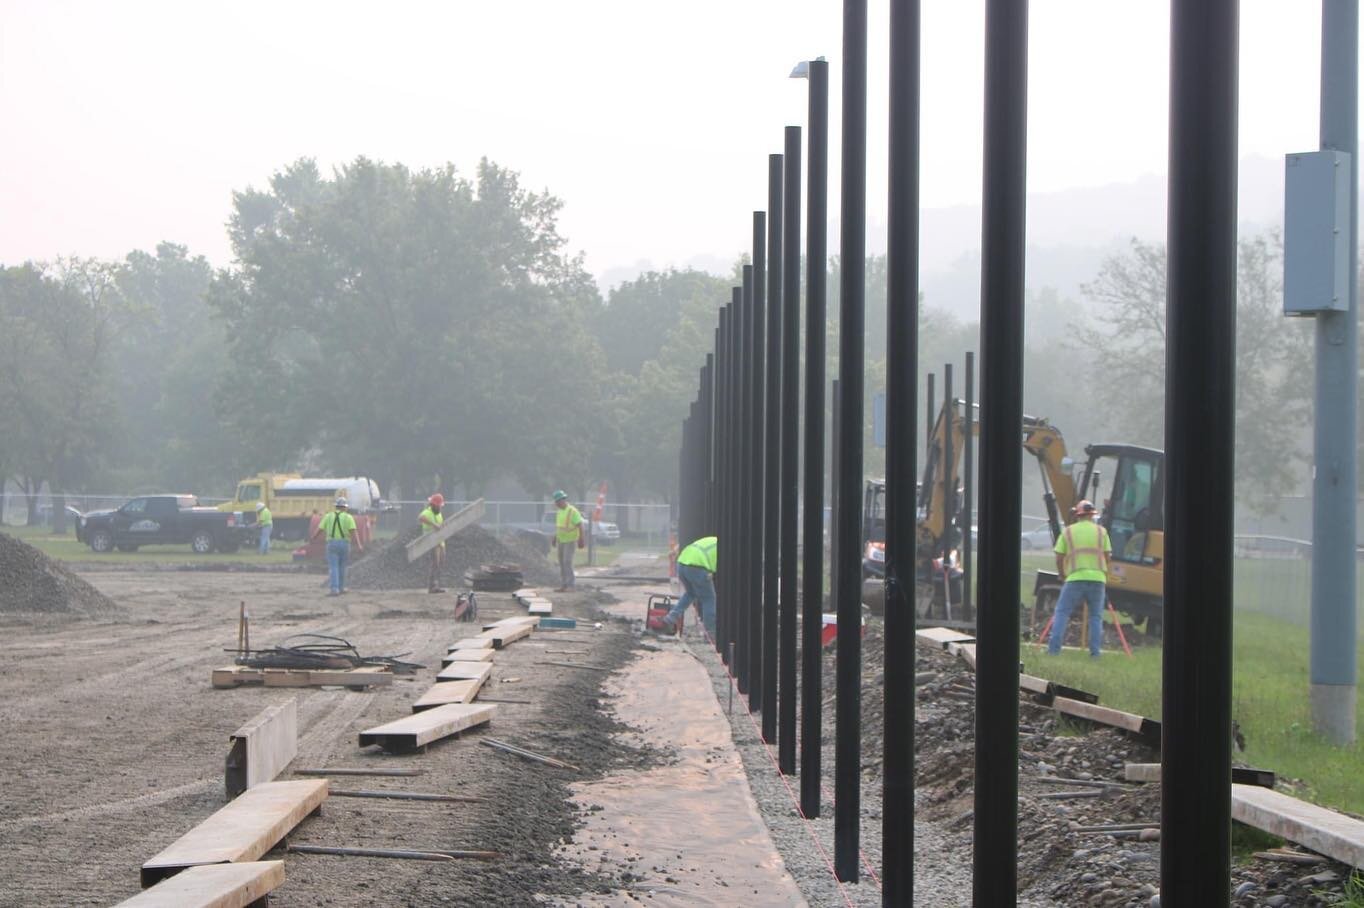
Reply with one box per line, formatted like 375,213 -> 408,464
1024,608 -> 1364,815
2,525 -> 300,564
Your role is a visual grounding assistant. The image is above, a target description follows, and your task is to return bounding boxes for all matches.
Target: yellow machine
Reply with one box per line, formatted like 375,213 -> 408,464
219,473 -> 382,542
863,400 -> 1166,634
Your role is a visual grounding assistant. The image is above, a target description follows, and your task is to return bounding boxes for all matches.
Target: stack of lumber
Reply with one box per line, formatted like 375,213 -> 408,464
212,664 -> 393,690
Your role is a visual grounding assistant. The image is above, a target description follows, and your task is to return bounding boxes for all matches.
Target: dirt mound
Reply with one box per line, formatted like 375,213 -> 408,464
347,525 -> 557,590
0,532 -> 120,617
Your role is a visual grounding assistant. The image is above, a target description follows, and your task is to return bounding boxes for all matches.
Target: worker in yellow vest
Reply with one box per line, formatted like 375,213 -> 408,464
255,501 -> 273,555
550,490 -> 584,591
1048,500 -> 1112,657
311,498 -> 362,596
663,535 -> 717,636
419,493 -> 446,594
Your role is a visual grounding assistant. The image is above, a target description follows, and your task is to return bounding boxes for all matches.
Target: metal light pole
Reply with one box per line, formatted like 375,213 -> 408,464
1162,0 -> 1239,902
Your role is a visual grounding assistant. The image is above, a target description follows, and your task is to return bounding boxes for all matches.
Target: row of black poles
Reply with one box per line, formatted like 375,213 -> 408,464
676,0 -> 1239,901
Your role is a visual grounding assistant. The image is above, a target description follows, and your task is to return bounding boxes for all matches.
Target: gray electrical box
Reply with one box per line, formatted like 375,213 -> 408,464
1284,150 -> 1351,315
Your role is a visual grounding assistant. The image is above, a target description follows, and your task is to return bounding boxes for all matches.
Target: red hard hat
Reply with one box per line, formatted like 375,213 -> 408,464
429,493 -> 444,508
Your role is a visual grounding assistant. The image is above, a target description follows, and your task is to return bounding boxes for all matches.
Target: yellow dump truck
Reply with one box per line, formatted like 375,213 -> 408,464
219,473 -> 383,543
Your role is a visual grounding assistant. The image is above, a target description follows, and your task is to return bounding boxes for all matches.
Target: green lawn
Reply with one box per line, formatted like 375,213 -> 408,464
3,524 -> 301,565
1025,575 -> 1364,818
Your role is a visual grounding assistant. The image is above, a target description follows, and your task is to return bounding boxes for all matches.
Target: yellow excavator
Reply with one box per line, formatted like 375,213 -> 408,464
862,399 -> 1166,635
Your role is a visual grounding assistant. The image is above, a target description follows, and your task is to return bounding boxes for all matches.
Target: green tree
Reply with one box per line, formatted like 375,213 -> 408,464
210,156 -> 604,503
590,269 -> 730,376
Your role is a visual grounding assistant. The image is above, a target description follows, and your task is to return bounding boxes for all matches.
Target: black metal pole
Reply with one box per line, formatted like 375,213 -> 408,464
717,308 -> 731,657
830,376 -> 841,639
883,0 -> 920,899
763,154 -> 784,741
749,217 -> 767,713
962,351 -> 975,619
726,292 -> 742,665
835,0 -> 867,882
737,269 -> 754,694
926,372 -> 935,460
973,0 -> 1028,902
779,125 -> 802,775
1162,1 -> 1238,903
943,361 -> 954,593
800,58 -> 830,820
702,355 -> 714,539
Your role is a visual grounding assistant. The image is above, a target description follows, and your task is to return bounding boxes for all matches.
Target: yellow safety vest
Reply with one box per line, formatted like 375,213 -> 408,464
555,505 -> 583,543
419,507 -> 443,535
677,536 -> 718,573
1056,520 -> 1110,583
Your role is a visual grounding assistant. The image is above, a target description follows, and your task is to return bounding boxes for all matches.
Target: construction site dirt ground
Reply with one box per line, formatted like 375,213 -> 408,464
0,565 -> 805,907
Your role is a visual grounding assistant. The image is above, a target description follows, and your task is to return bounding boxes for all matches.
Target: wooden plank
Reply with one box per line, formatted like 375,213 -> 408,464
487,623 -> 534,649
1125,763 -> 1277,788
1232,783 -> 1364,870
482,616 -> 539,632
212,666 -> 392,690
359,703 -> 496,754
440,649 -> 494,666
528,603 -> 553,616
1019,674 -> 1052,696
141,780 -> 327,886
1054,697 -> 1155,739
916,627 -> 976,648
1124,763 -> 1161,783
225,699 -> 298,798
436,662 -> 493,684
406,499 -> 486,562
412,678 -> 484,711
949,642 -> 977,670
117,861 -> 284,907
448,637 -> 496,652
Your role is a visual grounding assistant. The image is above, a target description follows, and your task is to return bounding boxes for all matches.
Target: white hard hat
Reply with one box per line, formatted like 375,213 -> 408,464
255,502 -> 266,510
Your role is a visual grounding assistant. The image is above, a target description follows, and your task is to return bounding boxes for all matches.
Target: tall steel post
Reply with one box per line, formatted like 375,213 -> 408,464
973,0 -> 1028,903
799,57 -> 830,819
763,154 -> 784,739
962,351 -> 975,618
717,307 -> 731,658
779,126 -> 802,774
883,0 -> 921,899
749,217 -> 767,713
726,291 -> 742,665
1161,0 -> 1239,902
737,269 -> 755,694
926,373 -> 935,455
1311,0 -> 1359,745
835,0 -> 868,882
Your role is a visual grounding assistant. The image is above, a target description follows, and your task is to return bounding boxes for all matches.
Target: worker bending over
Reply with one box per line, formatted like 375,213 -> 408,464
663,535 -> 717,637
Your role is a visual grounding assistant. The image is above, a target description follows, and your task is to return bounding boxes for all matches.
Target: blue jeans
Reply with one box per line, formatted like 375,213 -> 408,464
326,539 -> 350,593
1049,580 -> 1106,656
259,525 -> 272,555
667,564 -> 716,636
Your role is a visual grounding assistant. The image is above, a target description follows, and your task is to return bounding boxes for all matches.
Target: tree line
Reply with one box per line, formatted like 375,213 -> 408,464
0,153 -> 1317,531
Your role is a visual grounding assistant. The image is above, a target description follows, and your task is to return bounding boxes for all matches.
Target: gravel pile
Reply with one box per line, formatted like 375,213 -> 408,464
346,525 -> 556,590
0,531 -> 120,617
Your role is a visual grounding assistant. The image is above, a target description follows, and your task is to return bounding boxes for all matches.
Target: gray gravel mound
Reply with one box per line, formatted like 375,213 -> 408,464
0,531 -> 120,617
346,524 -> 557,590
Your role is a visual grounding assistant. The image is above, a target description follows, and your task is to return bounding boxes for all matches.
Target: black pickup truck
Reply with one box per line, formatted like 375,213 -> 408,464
77,495 -> 254,554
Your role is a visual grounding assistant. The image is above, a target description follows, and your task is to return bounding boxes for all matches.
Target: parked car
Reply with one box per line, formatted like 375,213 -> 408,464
1020,524 -> 1055,550
78,495 -> 254,554
588,519 -> 620,543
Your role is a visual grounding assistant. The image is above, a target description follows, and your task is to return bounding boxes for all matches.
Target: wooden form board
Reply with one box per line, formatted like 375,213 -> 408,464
406,498 -> 486,562
528,602 -> 553,616
949,642 -> 977,670
449,637 -> 495,652
441,649 -> 494,666
1124,763 -> 1276,789
359,702 -> 496,754
1232,783 -> 1364,869
436,661 -> 493,684
225,699 -> 298,799
1054,696 -> 1161,746
484,623 -> 533,649
916,627 -> 976,648
412,678 -> 485,711
212,665 -> 392,690
118,861 -> 284,907
483,616 -> 539,631
141,779 -> 327,887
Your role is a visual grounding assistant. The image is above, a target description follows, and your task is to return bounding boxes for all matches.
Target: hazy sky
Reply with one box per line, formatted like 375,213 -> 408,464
0,2 -> 1339,287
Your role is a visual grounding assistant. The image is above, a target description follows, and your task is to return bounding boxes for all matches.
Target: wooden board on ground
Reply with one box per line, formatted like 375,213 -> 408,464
485,624 -> 534,649
949,642 -> 977,670
449,637 -> 495,652
212,665 -> 392,690
1054,697 -> 1161,745
225,699 -> 298,799
436,661 -> 493,684
483,616 -> 539,631
1232,783 -> 1364,870
441,649 -> 494,666
140,780 -> 327,887
1125,763 -> 1276,789
118,861 -> 284,907
405,498 -> 486,562
359,702 -> 496,754
1019,674 -> 1052,696
412,678 -> 485,711
527,602 -> 553,616
916,627 -> 976,649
